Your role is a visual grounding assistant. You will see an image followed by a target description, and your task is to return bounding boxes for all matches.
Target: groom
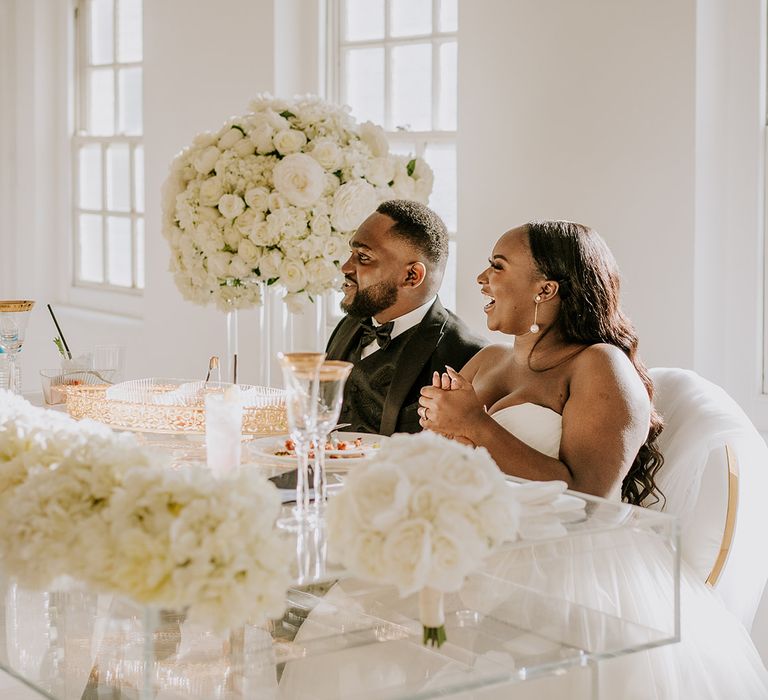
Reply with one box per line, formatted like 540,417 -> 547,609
326,199 -> 485,436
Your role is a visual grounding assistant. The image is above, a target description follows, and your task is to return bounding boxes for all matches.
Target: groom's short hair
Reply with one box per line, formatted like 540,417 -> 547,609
376,200 -> 448,267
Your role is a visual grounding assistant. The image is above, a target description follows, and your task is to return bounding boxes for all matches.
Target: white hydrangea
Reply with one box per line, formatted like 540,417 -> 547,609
162,94 -> 434,312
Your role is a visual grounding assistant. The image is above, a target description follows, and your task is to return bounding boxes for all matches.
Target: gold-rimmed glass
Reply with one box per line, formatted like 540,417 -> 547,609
0,300 -> 35,394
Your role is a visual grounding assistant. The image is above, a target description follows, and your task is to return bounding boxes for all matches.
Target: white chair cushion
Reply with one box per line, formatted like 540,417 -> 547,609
649,367 -> 768,630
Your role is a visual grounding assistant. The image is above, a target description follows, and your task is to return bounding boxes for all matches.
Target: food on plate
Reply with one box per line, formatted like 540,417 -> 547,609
274,436 -> 378,459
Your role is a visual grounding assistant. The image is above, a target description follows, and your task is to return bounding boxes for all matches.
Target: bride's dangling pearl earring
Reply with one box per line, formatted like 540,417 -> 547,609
530,295 -> 542,333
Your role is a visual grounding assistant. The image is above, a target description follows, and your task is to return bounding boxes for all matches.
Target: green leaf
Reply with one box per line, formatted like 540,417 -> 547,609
231,125 -> 246,136
223,244 -> 237,254
407,159 -> 416,177
267,278 -> 279,286
279,110 -> 296,119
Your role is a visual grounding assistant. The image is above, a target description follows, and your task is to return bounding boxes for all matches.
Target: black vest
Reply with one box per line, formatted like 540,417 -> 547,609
339,327 -> 419,434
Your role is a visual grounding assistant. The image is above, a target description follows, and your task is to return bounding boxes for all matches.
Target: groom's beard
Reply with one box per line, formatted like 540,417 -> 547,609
341,279 -> 399,318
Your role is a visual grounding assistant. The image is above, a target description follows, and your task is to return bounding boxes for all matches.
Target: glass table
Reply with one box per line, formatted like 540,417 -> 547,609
0,486 -> 679,700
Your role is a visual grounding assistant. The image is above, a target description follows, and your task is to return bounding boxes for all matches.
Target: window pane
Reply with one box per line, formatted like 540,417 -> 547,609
136,217 -> 145,288
118,67 -> 142,135
424,142 -> 456,230
79,214 -> 104,283
117,0 -> 142,62
439,0 -> 458,32
89,68 -> 115,135
343,48 -> 385,125
343,0 -> 384,41
78,144 -> 102,210
106,143 -> 131,211
437,42 -> 457,130
89,0 -> 114,65
439,239 -> 457,311
390,0 -> 431,37
391,43 -> 432,131
107,216 -> 132,286
134,145 -> 144,213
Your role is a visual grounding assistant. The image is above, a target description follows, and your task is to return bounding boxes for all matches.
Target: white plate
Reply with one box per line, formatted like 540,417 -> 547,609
246,431 -> 385,467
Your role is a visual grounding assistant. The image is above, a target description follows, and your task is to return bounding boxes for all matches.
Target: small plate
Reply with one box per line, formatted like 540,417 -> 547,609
246,431 -> 385,467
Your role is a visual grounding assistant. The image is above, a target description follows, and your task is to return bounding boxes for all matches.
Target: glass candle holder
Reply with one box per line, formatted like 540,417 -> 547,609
204,387 -> 243,476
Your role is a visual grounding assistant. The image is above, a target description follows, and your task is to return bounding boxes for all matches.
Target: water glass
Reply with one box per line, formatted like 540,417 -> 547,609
204,388 -> 243,476
312,361 -> 353,515
93,344 -> 127,383
277,351 -> 325,530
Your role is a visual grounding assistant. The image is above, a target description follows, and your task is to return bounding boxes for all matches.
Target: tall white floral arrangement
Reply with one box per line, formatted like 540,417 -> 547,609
162,95 -> 434,312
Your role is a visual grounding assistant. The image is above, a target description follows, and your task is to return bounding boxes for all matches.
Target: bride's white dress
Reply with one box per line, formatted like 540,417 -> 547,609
280,404 -> 768,699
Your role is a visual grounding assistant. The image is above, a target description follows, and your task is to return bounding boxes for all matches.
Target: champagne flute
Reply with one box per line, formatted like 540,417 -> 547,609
312,361 -> 353,516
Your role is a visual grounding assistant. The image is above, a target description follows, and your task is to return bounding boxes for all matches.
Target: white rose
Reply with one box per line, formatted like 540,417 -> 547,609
323,173 -> 341,196
259,249 -> 284,278
273,129 -> 307,155
244,187 -> 270,211
364,157 -> 396,187
249,221 -> 278,246
435,499 -> 488,561
218,194 -> 246,220
439,453 -> 494,503
392,172 -> 416,199
199,177 -> 224,206
278,258 -> 307,293
249,120 -> 275,154
207,252 -> 232,278
359,121 -> 389,157
428,532 -> 468,592
223,226 -> 241,249
232,138 -> 256,157
284,291 -> 309,313
193,145 -> 221,174
237,239 -> 261,265
478,495 -> 520,546
198,205 -> 221,222
217,127 -> 243,150
273,153 -> 325,208
322,234 -> 350,263
192,131 -> 216,148
346,465 -> 411,530
331,179 -> 379,232
310,138 -> 343,170
347,530 -> 389,581
234,208 -> 260,237
409,482 -> 450,522
310,214 -> 332,238
305,258 -> 340,290
229,255 -> 253,279
382,518 -> 432,594
268,192 -> 289,211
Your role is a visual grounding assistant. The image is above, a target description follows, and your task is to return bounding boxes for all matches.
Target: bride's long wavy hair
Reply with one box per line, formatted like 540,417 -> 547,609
526,220 -> 664,506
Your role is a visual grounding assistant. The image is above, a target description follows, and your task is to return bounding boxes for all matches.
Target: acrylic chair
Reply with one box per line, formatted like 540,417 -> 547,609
648,367 -> 768,631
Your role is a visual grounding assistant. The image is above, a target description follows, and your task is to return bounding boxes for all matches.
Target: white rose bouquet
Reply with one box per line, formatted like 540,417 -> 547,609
162,95 -> 434,312
327,431 -> 520,647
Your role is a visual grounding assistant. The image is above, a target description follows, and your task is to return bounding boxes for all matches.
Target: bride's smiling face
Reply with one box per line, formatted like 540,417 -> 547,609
477,226 -> 545,334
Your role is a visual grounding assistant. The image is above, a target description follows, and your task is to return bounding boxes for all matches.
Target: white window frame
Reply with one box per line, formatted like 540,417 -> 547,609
325,0 -> 459,318
70,0 -> 144,316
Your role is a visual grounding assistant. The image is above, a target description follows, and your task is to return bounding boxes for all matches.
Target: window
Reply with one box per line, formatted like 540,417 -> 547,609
73,0 -> 144,292
328,0 -> 459,309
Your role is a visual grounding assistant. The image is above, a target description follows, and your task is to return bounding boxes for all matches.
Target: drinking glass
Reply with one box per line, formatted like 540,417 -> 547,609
0,300 -> 34,394
93,344 -> 127,383
312,361 -> 353,515
277,351 -> 325,531
204,388 -> 243,476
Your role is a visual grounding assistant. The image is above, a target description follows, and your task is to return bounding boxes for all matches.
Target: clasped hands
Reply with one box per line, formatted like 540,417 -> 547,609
418,366 -> 486,444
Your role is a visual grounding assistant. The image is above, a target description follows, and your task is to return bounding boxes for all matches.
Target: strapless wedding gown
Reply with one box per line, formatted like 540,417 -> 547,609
279,404 -> 768,699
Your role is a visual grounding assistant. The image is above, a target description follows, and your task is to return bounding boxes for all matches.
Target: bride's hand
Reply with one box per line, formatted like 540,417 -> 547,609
418,367 -> 484,437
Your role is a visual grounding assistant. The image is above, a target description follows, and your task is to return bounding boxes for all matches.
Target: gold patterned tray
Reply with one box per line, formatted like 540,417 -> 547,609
65,378 -> 288,435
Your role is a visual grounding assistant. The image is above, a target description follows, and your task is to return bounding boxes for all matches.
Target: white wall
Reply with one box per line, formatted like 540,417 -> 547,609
457,0 -> 698,368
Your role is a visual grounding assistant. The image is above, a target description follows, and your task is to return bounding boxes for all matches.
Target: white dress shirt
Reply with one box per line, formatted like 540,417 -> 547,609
360,296 -> 437,359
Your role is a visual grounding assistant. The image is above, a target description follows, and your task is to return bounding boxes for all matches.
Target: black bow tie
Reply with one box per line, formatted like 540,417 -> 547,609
358,318 -> 395,351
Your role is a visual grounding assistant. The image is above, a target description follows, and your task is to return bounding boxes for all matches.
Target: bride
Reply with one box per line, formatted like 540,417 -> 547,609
415,220 -> 768,698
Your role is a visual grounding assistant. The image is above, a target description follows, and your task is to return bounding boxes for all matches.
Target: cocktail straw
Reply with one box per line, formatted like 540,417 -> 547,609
47,304 -> 72,359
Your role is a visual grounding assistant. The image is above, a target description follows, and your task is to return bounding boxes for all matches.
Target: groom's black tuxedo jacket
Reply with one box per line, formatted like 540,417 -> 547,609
325,298 -> 486,436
